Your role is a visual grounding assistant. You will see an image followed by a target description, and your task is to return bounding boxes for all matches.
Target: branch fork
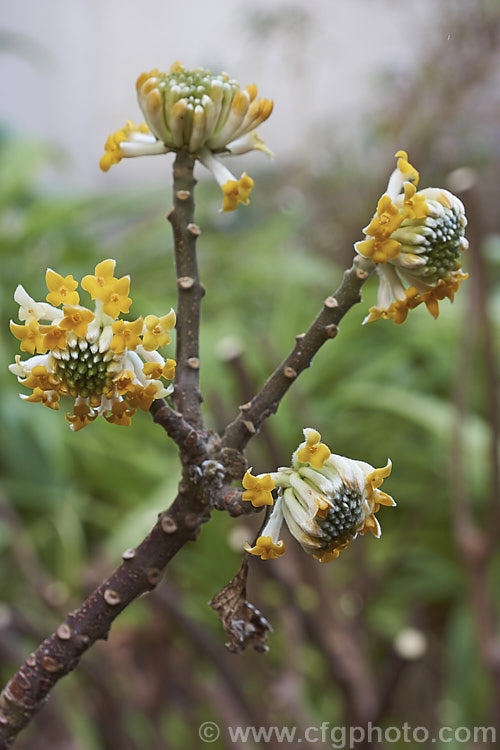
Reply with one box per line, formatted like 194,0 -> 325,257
0,153 -> 373,748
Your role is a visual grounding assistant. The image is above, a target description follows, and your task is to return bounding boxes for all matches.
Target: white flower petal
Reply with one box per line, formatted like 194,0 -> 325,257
225,130 -> 274,158
99,325 -> 113,353
14,285 -> 62,323
260,494 -> 285,543
197,146 -> 235,188
119,140 -> 171,158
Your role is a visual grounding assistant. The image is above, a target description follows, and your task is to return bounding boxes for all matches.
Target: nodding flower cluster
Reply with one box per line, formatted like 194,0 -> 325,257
100,62 -> 273,213
355,150 -> 469,324
9,260 -> 176,431
242,428 -> 395,563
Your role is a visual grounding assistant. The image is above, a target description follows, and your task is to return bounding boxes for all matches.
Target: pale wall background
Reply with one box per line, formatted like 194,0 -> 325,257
0,0 -> 449,190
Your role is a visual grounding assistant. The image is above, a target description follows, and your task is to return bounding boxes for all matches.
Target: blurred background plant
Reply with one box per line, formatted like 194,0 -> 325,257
1,0 -> 499,748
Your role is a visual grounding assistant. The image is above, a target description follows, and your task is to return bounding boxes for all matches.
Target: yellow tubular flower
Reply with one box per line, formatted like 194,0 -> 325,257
313,541 -> 350,564
395,150 -> 419,185
364,461 -> 396,512
364,287 -> 420,325
403,182 -> 428,220
355,237 -> 402,265
142,362 -> 163,380
9,321 -> 47,355
45,270 -> 80,307
100,132 -> 124,172
242,470 -> 276,507
66,403 -> 98,431
418,273 -> 469,318
99,121 -> 152,172
162,358 -> 176,380
110,318 -> 144,354
112,370 -> 136,396
10,260 -> 176,431
142,360 -> 176,380
244,536 -> 286,560
295,428 -> 331,469
125,383 -> 159,411
364,195 -> 404,239
22,387 -> 60,410
355,150 -> 468,323
142,310 -> 176,351
39,325 -> 67,351
101,63 -> 273,212
81,260 -> 132,319
104,401 -> 136,426
221,173 -> 254,212
81,259 -> 119,302
102,277 -> 132,319
59,307 -> 95,337
20,365 -> 60,391
242,429 -> 395,563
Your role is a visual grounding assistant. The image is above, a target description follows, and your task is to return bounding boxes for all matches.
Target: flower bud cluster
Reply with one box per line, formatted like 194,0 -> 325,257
100,62 -> 273,213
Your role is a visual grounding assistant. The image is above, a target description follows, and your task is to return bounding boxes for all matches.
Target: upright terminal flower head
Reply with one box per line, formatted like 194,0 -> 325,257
355,150 -> 469,324
100,62 -> 274,213
9,260 -> 176,431
244,428 -> 395,563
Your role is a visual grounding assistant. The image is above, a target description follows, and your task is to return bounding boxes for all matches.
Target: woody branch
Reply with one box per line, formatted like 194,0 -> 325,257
0,173 -> 372,747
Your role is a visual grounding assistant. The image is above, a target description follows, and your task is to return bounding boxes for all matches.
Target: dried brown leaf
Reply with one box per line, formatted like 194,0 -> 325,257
209,560 -> 272,654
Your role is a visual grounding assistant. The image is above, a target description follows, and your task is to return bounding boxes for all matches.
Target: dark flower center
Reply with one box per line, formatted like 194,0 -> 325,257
317,487 -> 363,544
53,339 -> 114,399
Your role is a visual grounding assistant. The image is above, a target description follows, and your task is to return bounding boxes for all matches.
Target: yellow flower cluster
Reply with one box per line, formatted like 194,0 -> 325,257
10,260 -> 176,430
